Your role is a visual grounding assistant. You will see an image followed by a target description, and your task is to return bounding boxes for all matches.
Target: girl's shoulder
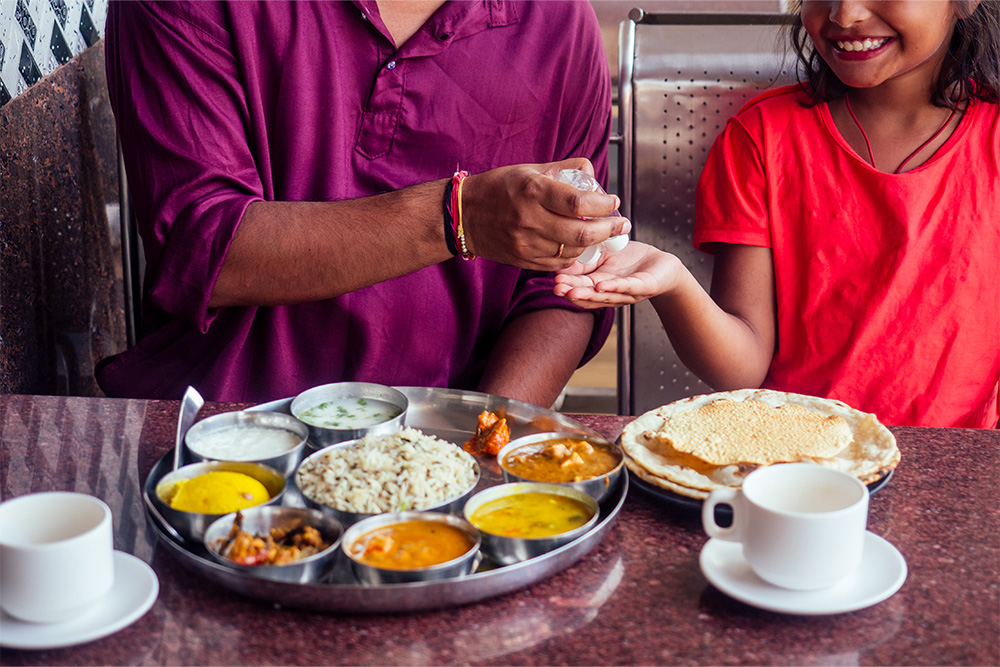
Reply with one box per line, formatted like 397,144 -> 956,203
722,85 -> 830,146
967,97 -> 1000,127
732,84 -> 819,125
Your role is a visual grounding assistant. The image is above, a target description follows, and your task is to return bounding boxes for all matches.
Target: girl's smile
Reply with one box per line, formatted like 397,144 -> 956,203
802,0 -> 960,90
831,35 -> 893,60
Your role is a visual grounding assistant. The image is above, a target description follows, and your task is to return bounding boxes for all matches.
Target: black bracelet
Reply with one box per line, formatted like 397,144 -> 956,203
442,179 -> 460,256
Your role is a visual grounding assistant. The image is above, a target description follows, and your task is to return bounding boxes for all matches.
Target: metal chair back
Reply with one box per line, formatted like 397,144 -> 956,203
616,10 -> 797,415
117,140 -> 144,348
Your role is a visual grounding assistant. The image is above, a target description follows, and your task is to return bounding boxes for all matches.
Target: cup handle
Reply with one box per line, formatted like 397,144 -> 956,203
702,488 -> 743,541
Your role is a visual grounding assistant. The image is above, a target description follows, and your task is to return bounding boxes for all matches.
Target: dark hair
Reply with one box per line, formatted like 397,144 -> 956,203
788,0 -> 1000,108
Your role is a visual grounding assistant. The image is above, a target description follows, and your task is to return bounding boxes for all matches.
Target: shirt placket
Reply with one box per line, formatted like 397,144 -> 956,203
356,54 -> 404,160
354,1 -> 499,161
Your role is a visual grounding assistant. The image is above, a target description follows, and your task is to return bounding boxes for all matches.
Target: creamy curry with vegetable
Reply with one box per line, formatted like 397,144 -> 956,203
502,438 -> 622,483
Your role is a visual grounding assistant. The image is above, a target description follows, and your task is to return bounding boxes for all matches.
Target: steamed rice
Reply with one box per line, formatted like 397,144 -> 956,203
295,428 -> 478,513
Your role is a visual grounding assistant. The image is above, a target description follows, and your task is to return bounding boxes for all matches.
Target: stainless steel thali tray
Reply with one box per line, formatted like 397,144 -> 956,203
143,387 -> 627,613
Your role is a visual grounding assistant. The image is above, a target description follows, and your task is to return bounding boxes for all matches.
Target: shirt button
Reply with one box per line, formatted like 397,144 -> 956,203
387,60 -> 396,70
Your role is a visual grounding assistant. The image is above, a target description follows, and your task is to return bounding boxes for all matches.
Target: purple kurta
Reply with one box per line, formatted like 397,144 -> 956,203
99,0 -> 614,402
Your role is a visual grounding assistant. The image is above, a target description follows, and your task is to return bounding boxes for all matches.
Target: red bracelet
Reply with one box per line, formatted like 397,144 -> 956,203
448,170 -> 475,260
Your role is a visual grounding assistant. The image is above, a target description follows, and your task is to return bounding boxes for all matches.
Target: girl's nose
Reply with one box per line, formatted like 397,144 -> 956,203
828,1 -> 871,27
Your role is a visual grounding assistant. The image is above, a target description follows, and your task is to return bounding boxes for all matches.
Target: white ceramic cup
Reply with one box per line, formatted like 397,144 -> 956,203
702,463 -> 869,591
0,492 -> 115,623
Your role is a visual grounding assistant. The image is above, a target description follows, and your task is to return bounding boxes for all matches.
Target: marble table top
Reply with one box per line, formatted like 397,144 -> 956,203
0,394 -> 996,666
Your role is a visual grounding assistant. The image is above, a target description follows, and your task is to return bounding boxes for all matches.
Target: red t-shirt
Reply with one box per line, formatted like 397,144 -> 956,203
695,85 -> 999,428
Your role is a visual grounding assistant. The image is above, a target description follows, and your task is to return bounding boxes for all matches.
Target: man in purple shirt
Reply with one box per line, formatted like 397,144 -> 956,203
99,0 -> 625,406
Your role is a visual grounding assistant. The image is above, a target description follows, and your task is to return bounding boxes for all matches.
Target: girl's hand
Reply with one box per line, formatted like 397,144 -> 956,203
553,242 -> 685,308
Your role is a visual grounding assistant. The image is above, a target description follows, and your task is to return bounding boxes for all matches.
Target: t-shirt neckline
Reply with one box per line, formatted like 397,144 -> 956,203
819,97 -> 977,176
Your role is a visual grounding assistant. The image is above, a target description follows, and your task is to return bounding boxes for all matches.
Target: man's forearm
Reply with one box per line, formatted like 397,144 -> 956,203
477,308 -> 596,408
209,161 -> 627,309
210,182 -> 452,308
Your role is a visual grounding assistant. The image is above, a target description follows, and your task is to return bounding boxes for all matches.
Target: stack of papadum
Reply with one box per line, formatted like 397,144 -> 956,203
621,389 -> 900,499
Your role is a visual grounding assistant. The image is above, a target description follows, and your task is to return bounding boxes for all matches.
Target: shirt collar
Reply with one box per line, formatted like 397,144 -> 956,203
352,1 -> 518,51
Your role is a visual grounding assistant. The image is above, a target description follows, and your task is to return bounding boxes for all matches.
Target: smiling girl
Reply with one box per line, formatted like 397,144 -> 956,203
555,1 -> 999,428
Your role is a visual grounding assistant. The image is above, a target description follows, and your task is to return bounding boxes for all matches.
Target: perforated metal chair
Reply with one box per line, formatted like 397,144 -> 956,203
615,10 -> 797,415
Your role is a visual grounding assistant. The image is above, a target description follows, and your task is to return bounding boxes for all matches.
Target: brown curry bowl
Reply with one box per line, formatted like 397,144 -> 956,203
497,432 -> 624,503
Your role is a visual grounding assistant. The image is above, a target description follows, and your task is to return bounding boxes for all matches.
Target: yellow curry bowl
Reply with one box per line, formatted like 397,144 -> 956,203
463,482 -> 600,567
153,460 -> 286,543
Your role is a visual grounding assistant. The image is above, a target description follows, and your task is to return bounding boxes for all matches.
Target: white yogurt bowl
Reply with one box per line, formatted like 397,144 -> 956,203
185,410 -> 309,478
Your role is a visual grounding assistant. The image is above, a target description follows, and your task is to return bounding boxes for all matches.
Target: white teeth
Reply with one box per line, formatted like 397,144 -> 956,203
837,38 -> 887,52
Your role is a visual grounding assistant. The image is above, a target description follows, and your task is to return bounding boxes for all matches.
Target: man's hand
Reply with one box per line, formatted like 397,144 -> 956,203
461,158 -> 630,271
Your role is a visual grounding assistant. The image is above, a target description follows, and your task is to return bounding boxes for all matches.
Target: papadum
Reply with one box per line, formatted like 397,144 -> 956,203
620,389 -> 900,500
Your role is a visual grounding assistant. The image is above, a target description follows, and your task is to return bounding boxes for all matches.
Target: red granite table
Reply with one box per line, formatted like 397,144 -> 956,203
1,394 -> 997,666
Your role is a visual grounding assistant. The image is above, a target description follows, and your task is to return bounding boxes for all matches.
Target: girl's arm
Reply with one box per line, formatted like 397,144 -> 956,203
652,243 -> 775,390
555,241 -> 776,389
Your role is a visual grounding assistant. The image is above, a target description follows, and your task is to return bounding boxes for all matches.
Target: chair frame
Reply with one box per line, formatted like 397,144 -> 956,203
615,9 -> 797,415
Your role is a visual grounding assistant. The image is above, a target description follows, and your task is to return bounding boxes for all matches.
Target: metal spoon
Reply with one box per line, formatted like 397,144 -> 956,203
173,386 -> 204,471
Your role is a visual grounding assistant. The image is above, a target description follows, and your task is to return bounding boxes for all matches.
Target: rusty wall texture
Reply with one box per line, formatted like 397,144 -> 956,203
0,43 -> 123,396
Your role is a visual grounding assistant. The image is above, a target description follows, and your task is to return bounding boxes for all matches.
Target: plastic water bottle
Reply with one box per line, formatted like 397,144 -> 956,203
555,169 -> 629,266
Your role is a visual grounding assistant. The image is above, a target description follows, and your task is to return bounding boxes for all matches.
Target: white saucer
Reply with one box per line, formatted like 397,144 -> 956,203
699,532 -> 907,615
0,551 -> 159,650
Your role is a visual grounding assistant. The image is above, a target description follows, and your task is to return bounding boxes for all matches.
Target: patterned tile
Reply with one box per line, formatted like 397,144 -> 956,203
0,0 -> 107,107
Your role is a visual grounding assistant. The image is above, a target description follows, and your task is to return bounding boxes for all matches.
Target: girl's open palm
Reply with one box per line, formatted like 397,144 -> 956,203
553,242 -> 683,309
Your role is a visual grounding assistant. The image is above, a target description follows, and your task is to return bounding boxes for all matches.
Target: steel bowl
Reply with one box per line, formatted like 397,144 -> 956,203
294,438 -> 480,527
497,432 -> 625,503
342,511 -> 481,585
202,506 -> 343,584
152,461 -> 286,543
290,382 -> 408,450
463,482 -> 600,566
185,410 -> 309,477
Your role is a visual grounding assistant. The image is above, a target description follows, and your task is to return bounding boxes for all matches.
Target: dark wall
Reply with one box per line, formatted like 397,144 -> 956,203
0,42 -> 124,396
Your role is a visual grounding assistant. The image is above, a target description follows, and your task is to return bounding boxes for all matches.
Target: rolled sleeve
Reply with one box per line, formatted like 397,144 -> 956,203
107,2 -> 264,331
509,270 -> 615,366
505,4 -> 616,367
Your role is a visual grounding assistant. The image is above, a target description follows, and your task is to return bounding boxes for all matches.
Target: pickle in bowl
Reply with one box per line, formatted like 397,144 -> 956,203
204,506 -> 343,584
